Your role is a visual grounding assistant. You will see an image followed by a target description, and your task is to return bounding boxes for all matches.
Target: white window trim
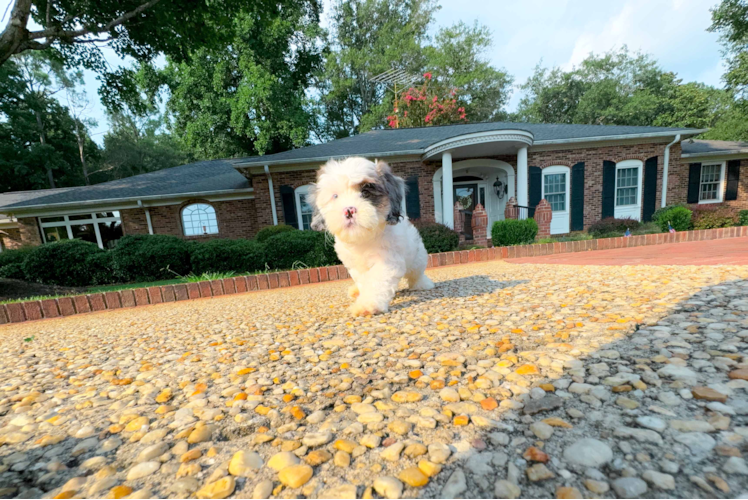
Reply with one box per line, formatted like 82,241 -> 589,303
295,185 -> 312,230
39,212 -> 122,249
541,165 -> 570,212
181,203 -> 219,236
615,160 -> 643,209
698,161 -> 726,204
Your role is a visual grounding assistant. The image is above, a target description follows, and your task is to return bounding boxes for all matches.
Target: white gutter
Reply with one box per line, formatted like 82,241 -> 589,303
681,148 -> 748,158
661,134 -> 681,208
137,200 -> 154,235
265,165 -> 278,225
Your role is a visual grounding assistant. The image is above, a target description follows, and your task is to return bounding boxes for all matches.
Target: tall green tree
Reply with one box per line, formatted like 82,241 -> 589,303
424,21 -> 513,123
97,111 -> 190,182
0,51 -> 98,190
710,0 -> 748,98
142,0 -> 324,159
515,48 -> 728,130
318,0 -> 438,139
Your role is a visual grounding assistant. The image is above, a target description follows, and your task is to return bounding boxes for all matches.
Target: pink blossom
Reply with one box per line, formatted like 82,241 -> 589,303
423,72 -> 432,80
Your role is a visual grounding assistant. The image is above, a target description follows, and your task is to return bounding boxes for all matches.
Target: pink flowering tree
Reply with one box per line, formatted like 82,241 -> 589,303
387,73 -> 467,128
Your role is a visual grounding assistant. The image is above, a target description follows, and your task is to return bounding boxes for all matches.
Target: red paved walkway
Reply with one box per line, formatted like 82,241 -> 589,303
508,237 -> 748,266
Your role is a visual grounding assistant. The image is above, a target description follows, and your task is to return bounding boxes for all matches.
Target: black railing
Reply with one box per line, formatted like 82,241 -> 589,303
460,209 -> 473,240
513,204 -> 535,219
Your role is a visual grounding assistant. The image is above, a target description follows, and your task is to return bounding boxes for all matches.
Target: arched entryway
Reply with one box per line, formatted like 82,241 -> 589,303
432,159 -> 516,232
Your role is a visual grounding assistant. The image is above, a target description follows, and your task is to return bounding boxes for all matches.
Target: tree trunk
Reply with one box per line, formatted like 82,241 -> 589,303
34,109 -> 56,189
72,119 -> 90,185
0,0 -> 33,66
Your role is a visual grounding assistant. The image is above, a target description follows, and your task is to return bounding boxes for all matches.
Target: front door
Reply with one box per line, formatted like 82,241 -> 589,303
542,167 -> 570,234
454,184 -> 477,240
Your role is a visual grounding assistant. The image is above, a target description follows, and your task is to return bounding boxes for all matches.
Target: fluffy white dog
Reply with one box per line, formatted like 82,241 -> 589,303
309,157 -> 434,316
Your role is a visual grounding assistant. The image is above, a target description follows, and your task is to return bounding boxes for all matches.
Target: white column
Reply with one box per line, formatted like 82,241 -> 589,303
516,146 -> 528,217
442,151 -> 454,229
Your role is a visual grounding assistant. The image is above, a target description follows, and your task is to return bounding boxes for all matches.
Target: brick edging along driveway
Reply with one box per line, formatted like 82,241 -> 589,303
2,226 -> 747,325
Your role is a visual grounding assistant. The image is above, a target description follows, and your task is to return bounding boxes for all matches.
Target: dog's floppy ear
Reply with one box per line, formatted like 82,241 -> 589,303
375,160 -> 406,225
307,184 -> 327,231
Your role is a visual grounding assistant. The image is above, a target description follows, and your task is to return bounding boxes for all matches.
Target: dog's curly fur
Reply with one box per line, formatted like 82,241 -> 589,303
308,157 -> 434,316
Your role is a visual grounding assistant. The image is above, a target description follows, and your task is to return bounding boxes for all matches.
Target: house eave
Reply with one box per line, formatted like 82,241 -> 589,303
1,188 -> 255,217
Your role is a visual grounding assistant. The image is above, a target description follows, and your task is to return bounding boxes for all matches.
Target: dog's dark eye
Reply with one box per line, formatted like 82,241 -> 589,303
361,184 -> 375,198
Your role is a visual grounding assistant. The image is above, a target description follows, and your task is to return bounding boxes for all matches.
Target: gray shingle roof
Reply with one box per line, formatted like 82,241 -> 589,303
235,121 -> 704,165
682,139 -> 748,156
0,159 -> 249,210
0,121 -> 707,211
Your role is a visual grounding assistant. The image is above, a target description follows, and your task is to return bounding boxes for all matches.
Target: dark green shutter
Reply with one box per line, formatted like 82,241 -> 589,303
726,160 -> 741,201
570,162 -> 585,231
687,163 -> 701,204
279,185 -> 297,228
405,176 -> 421,219
528,166 -> 542,217
642,156 -> 658,222
602,160 -> 616,219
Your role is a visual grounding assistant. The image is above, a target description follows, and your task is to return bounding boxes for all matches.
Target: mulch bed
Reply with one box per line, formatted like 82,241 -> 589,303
0,278 -> 84,302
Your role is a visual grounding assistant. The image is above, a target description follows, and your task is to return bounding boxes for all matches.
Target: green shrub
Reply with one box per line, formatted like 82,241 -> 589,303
86,252 -> 116,286
110,235 -> 191,282
0,247 -> 32,268
588,217 -> 641,237
190,239 -> 267,274
491,219 -> 538,246
652,203 -> 688,225
255,224 -> 296,243
413,221 -> 460,253
691,206 -> 739,229
0,262 -> 25,280
22,240 -> 104,287
263,231 -> 340,270
655,206 -> 692,232
740,210 -> 748,226
634,222 -> 662,235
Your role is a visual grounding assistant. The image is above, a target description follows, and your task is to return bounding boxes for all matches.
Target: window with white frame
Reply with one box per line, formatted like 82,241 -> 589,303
182,203 -> 218,236
544,173 -> 567,211
39,212 -> 123,249
616,167 -> 639,206
295,185 -> 313,230
699,163 -> 725,203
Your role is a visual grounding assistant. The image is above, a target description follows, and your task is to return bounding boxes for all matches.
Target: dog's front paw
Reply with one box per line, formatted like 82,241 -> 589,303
348,284 -> 360,299
349,299 -> 386,317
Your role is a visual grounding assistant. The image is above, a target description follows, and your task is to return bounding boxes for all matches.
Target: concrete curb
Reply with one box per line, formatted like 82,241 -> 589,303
2,226 -> 747,325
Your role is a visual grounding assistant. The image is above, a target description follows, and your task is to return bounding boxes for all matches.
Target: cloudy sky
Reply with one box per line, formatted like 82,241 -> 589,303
1,0 -> 726,143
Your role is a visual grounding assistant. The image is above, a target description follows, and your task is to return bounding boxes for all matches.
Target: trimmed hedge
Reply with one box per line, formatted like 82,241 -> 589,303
491,219 -> 538,246
652,203 -> 688,225
190,239 -> 267,274
86,252 -> 116,286
655,206 -> 692,232
110,235 -> 191,282
263,231 -> 340,270
255,224 -> 296,243
0,247 -> 32,268
413,221 -> 460,254
22,240 -> 106,287
0,262 -> 25,280
740,210 -> 748,226
588,217 -> 640,237
691,206 -> 739,230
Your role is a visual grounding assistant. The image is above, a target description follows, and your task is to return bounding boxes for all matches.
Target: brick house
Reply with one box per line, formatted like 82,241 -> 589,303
1,121 -> 747,250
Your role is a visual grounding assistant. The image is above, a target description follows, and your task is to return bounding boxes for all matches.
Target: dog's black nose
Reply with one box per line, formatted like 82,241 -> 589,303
344,207 -> 357,219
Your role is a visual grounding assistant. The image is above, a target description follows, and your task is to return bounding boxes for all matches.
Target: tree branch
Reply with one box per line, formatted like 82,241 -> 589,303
29,0 -> 163,41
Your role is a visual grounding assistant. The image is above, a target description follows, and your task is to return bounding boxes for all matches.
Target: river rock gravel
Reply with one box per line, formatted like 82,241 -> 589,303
1,261 -> 748,499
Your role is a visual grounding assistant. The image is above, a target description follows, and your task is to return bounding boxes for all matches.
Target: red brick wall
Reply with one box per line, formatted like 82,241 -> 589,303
120,198 -> 260,240
526,143 -> 677,228
250,143 -> 682,232
675,158 -> 748,211
0,227 -> 23,250
17,217 -> 42,246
